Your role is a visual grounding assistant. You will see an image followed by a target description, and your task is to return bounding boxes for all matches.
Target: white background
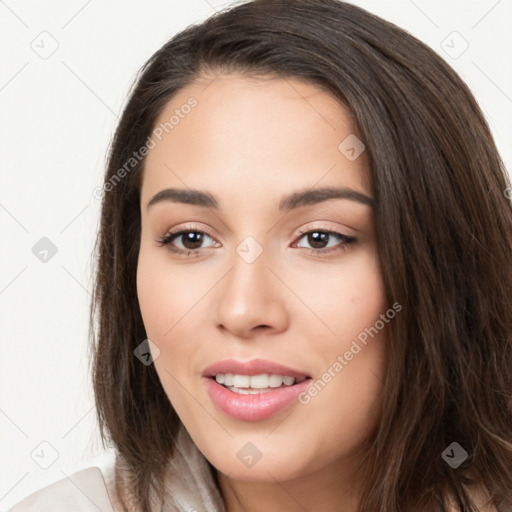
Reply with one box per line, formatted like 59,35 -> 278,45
0,0 -> 511,509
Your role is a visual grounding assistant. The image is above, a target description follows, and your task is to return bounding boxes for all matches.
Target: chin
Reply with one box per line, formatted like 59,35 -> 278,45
204,440 -> 315,483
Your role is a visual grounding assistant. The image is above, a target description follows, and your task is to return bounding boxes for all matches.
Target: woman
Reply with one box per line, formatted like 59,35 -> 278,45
9,0 -> 512,510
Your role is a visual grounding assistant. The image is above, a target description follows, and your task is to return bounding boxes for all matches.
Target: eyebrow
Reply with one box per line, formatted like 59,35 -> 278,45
146,186 -> 375,211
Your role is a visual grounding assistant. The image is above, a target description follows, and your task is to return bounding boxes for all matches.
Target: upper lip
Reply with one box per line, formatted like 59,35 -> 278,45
202,358 -> 311,379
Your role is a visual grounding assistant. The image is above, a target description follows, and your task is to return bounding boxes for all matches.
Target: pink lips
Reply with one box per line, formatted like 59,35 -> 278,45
202,358 -> 312,422
202,358 -> 311,379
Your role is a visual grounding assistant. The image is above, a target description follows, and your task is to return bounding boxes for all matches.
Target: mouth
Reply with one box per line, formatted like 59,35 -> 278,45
202,359 -> 313,421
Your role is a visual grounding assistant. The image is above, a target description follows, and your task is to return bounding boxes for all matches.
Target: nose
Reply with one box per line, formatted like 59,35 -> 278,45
215,247 -> 289,338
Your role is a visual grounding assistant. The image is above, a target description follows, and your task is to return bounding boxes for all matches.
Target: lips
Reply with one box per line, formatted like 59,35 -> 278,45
201,358 -> 311,379
201,358 -> 313,421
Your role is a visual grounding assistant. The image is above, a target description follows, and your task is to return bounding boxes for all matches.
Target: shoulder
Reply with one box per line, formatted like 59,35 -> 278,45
7,466 -> 116,512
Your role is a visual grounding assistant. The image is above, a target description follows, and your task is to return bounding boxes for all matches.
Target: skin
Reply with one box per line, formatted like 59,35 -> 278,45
136,72 -> 389,512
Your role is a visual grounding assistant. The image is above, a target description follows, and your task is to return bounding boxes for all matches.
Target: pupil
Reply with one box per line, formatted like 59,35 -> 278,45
183,232 -> 203,249
308,232 -> 328,249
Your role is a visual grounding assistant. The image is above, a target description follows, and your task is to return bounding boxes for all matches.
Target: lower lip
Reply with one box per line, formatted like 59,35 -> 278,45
204,377 -> 311,421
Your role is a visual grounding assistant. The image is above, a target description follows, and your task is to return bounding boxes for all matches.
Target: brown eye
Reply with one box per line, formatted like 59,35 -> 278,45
157,229 -> 220,255
305,231 -> 330,249
295,230 -> 356,254
173,231 -> 205,250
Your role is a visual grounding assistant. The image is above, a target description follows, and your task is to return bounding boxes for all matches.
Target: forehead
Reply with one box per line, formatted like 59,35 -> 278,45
140,73 -> 371,205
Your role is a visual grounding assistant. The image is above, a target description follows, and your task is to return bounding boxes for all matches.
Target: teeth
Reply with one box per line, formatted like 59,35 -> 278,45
214,373 -> 306,389
282,376 -> 295,386
252,374 -> 278,388
233,375 -> 250,387
269,374 -> 284,388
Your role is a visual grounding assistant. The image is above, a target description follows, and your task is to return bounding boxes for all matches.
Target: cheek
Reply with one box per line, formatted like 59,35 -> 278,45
293,250 -> 388,439
136,249 -> 168,338
136,244 -> 200,340
136,244 -> 210,375
136,249 -> 196,409
294,248 -> 386,340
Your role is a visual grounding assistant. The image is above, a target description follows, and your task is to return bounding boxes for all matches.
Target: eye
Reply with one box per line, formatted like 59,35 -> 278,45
293,229 -> 356,254
156,227 -> 220,255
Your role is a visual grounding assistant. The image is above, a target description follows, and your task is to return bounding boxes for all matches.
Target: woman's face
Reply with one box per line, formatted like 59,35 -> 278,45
137,72 -> 389,484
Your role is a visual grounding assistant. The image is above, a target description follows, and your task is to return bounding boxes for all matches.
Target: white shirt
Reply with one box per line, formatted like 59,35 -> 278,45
7,465 -> 117,512
7,425 -> 226,512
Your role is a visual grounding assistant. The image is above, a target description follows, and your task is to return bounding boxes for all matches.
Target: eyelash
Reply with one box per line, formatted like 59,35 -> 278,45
156,224 -> 357,257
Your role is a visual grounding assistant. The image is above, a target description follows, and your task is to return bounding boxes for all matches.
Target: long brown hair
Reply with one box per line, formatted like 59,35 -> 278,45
89,1 -> 512,510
